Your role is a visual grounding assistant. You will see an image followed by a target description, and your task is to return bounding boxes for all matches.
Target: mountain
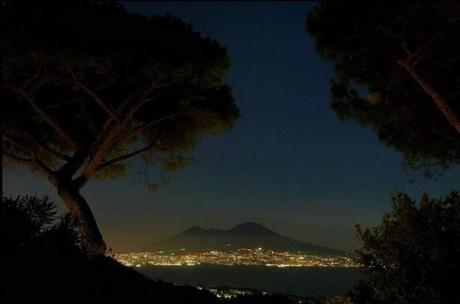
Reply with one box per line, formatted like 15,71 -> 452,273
146,222 -> 345,255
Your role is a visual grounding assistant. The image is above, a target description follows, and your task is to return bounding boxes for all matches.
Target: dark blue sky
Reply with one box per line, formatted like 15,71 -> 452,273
3,1 -> 460,252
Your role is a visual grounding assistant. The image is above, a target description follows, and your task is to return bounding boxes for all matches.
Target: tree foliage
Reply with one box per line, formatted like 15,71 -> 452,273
351,191 -> 460,304
2,0 -> 239,184
307,2 -> 460,175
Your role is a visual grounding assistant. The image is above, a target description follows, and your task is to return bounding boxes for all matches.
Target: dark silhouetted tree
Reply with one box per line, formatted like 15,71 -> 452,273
350,191 -> 460,304
2,1 -> 239,255
307,2 -> 460,175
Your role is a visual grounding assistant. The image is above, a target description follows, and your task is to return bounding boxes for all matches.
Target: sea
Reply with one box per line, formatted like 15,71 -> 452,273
138,265 -> 363,298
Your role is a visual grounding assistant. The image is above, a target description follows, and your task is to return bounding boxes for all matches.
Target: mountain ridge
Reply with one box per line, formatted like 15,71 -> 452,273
146,222 -> 346,255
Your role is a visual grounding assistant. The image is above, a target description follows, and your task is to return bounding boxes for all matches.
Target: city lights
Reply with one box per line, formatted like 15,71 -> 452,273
115,248 -> 357,268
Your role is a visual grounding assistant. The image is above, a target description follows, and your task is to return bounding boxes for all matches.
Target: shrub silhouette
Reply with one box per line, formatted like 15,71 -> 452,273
350,191 -> 460,304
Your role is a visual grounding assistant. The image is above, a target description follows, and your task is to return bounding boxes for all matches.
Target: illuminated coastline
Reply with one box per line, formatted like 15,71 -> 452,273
115,248 -> 357,268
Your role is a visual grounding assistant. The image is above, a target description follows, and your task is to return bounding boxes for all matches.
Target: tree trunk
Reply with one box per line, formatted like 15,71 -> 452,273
399,61 -> 460,134
57,185 -> 107,256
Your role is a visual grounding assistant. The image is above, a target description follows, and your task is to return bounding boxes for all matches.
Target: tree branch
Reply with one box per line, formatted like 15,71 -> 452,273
3,151 -> 34,164
79,100 -> 96,136
3,134 -> 57,180
29,75 -> 55,92
117,111 -> 192,143
45,96 -> 83,109
400,43 -> 424,65
4,123 -> 72,162
4,85 -> 78,149
2,132 -> 33,155
96,77 -> 117,91
73,74 -> 193,189
96,138 -> 159,171
39,143 -> 73,161
97,73 -> 189,136
73,88 -> 158,188
432,128 -> 458,143
397,59 -> 460,134
67,66 -> 120,124
21,62 -> 44,90
56,146 -> 92,180
378,25 -> 405,40
73,126 -> 123,188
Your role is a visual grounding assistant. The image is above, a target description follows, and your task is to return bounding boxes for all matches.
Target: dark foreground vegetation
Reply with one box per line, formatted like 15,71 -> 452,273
349,191 -> 460,304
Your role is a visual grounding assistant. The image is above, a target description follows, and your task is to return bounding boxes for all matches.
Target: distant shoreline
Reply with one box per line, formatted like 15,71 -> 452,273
138,264 -> 363,298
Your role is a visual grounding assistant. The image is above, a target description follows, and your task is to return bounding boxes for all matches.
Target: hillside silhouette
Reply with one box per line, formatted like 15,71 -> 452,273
147,222 -> 345,255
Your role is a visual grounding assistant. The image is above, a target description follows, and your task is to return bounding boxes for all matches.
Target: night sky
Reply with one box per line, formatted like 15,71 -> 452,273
3,2 -> 460,252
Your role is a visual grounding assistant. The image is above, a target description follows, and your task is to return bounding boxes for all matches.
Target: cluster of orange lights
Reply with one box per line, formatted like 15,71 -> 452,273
115,248 -> 357,268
